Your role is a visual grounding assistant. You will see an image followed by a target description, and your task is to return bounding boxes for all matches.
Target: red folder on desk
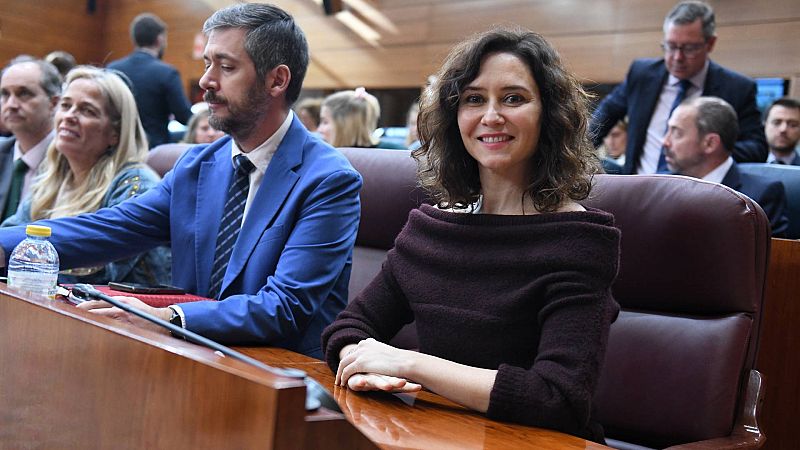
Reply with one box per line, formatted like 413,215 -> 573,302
62,285 -> 213,308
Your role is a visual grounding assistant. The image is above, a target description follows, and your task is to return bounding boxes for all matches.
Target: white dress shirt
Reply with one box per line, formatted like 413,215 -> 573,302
638,62 -> 709,174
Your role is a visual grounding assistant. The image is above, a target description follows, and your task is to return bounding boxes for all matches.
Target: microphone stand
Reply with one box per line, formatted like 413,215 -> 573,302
71,284 -> 340,413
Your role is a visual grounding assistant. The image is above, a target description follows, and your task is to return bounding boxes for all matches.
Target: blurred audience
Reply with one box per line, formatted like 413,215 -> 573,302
405,101 -> 420,150
600,119 -> 627,173
2,66 -> 171,284
295,97 -> 322,133
318,87 -> 380,148
45,50 -> 77,78
181,104 -> 224,144
591,1 -> 766,174
664,96 -> 788,236
765,97 -> 800,165
1,57 -> 61,221
108,13 -> 192,148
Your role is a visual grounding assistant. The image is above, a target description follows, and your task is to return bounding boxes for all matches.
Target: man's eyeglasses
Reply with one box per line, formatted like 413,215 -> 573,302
661,42 -> 706,57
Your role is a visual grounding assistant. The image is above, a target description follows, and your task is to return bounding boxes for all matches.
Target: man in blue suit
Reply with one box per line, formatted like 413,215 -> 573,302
590,1 -> 767,175
107,13 -> 192,148
0,3 -> 362,358
664,96 -> 788,236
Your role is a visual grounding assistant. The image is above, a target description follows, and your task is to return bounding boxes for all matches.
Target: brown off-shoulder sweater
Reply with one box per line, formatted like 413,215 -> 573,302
322,204 -> 620,442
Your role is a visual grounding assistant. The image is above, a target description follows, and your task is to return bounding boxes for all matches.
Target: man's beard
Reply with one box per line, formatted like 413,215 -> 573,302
205,82 -> 269,142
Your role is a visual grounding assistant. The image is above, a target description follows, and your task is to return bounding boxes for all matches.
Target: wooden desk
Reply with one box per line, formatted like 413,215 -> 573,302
0,285 -> 607,449
239,347 -> 609,450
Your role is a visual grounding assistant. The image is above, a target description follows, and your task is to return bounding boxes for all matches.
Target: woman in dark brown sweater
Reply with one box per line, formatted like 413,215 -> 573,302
322,27 -> 620,443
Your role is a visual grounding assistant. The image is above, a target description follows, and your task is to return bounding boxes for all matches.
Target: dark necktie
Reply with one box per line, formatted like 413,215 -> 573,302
207,154 -> 255,299
3,158 -> 28,220
657,79 -> 693,172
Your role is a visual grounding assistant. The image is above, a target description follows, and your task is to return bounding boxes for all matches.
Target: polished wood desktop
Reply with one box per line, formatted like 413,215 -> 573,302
0,285 -> 607,449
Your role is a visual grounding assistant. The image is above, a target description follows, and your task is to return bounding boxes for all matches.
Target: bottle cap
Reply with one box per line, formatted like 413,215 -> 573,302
25,224 -> 52,237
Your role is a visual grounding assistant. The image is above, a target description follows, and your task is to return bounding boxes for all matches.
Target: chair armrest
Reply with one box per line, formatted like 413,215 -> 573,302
666,370 -> 765,450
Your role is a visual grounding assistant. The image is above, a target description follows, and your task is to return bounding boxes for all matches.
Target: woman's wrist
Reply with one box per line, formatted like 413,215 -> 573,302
339,343 -> 358,361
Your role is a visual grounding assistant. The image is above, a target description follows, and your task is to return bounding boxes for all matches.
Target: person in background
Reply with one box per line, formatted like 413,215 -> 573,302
45,51 -> 77,79
600,119 -> 627,174
764,97 -> 800,165
323,27 -> 620,443
2,66 -> 171,285
590,1 -> 766,174
107,13 -> 192,148
405,101 -> 420,150
0,57 -> 61,221
318,87 -> 382,148
181,104 -> 224,144
295,96 -> 322,133
664,96 -> 788,236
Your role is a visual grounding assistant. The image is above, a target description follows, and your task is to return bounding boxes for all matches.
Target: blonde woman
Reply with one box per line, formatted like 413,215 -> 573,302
2,66 -> 170,285
318,87 -> 380,148
181,104 -> 224,144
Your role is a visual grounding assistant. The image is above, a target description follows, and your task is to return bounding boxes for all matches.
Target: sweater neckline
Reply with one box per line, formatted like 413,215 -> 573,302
418,203 -> 613,227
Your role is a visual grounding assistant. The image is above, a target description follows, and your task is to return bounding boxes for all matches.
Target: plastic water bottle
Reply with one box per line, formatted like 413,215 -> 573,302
7,225 -> 60,299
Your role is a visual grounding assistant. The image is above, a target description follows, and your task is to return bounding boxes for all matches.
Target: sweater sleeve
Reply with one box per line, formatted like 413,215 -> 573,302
487,236 -> 620,439
321,258 -> 415,372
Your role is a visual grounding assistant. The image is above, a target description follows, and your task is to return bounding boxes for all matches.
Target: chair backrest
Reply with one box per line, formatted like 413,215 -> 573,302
338,147 -> 427,348
584,174 -> 770,448
146,143 -> 193,177
738,162 -> 800,239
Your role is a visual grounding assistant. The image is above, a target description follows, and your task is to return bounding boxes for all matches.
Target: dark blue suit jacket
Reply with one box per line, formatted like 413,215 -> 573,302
722,163 -> 788,237
0,117 -> 363,357
591,58 -> 767,174
108,51 -> 192,147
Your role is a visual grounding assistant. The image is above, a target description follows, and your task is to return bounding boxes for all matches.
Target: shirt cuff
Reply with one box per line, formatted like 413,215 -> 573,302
168,305 -> 186,328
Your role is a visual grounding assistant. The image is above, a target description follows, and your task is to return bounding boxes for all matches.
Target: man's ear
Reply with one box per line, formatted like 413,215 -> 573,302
705,35 -> 717,54
49,95 -> 60,110
703,133 -> 721,154
266,64 -> 291,98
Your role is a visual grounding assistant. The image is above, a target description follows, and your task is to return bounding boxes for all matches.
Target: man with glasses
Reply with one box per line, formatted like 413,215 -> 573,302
590,1 -> 767,174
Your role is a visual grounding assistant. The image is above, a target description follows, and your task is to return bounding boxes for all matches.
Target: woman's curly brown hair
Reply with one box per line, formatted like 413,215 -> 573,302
414,27 -> 599,212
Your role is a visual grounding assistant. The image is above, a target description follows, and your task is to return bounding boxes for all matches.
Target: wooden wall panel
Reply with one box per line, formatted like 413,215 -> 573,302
266,0 -> 800,88
0,0 -> 106,67
101,0 -> 213,100
1,0 -> 799,92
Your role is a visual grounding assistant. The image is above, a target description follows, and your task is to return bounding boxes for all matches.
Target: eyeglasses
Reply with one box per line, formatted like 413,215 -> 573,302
661,42 -> 706,57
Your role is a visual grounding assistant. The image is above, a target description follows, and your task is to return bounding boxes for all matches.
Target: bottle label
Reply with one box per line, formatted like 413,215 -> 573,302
7,271 -> 58,299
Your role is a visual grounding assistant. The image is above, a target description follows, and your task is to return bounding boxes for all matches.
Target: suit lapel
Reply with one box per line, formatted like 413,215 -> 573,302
221,118 -> 306,293
701,61 -> 722,96
0,138 -> 15,209
721,164 -> 742,190
196,140 -> 235,294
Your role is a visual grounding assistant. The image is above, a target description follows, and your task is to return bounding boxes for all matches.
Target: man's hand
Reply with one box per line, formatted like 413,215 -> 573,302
78,296 -> 172,335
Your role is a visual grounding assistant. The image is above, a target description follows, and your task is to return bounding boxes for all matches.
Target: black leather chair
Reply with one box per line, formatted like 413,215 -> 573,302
738,162 -> 800,239
585,174 -> 768,449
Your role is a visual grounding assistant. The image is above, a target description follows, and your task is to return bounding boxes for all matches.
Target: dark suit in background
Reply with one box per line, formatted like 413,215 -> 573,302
591,58 -> 767,174
108,50 -> 192,148
0,138 -> 14,212
722,163 -> 788,237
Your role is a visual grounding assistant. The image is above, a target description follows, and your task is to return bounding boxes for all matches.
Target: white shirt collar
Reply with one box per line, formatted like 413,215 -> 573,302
13,130 -> 54,169
702,156 -> 734,184
767,151 -> 797,165
229,110 -> 294,171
